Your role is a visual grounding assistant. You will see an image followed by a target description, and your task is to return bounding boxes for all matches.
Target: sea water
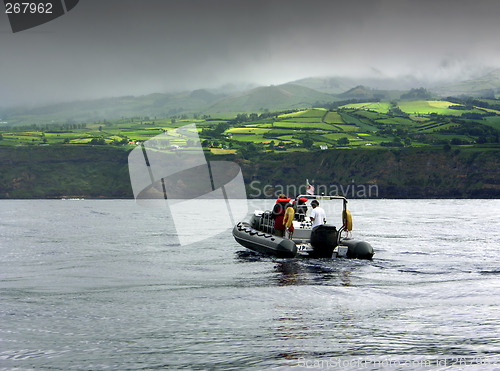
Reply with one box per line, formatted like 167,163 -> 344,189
1,199 -> 499,370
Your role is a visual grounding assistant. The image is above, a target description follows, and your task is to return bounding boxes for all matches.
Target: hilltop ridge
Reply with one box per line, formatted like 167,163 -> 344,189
1,69 -> 500,125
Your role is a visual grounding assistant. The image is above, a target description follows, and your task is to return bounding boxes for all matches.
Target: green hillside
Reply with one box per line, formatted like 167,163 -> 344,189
338,85 -> 401,101
1,95 -> 500,198
3,68 -> 500,126
223,98 -> 500,150
0,83 -> 337,125
2,97 -> 499,150
2,69 -> 500,199
0,91 -> 224,126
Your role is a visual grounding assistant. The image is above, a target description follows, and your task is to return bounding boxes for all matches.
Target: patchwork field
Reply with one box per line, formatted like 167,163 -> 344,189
340,102 -> 391,113
398,100 -> 483,116
1,98 -> 499,152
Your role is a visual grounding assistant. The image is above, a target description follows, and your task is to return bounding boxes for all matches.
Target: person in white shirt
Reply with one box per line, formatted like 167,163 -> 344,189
309,200 -> 326,227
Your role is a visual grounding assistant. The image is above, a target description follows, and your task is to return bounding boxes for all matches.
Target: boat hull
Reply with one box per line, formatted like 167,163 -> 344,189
233,222 -> 374,260
232,222 -> 297,258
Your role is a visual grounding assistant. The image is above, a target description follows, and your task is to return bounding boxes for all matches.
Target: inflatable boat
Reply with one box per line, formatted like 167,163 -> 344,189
232,195 -> 374,260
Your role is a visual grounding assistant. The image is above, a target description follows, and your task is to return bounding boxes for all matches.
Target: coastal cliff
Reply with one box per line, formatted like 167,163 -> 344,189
0,146 -> 498,199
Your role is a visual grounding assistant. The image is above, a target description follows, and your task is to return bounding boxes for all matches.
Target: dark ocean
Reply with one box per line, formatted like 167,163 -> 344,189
1,199 -> 499,370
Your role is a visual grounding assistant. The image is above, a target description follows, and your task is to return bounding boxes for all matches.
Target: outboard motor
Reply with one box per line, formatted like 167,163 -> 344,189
309,225 -> 338,258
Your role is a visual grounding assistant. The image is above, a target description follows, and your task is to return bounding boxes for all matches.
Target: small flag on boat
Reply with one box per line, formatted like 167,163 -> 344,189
306,179 -> 314,195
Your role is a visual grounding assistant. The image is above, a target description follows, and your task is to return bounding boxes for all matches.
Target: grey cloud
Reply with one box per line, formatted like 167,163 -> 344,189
1,0 -> 500,107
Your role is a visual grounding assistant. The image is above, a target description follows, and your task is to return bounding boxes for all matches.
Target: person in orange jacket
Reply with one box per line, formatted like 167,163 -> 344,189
272,194 -> 290,237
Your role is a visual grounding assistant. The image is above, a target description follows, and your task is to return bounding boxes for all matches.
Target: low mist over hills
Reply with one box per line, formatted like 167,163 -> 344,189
206,84 -> 335,113
432,69 -> 500,98
291,75 -> 426,94
2,69 -> 500,125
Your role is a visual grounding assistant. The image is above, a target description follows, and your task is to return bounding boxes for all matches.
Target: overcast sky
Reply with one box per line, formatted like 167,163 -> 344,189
1,0 -> 500,107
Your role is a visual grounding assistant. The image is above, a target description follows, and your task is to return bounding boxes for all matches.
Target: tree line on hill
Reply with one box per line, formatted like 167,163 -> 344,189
3,122 -> 88,132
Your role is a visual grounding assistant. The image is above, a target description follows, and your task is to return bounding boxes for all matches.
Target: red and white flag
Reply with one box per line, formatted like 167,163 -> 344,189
306,179 -> 314,195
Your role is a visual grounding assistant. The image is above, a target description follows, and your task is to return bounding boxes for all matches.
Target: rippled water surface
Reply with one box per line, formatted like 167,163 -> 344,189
1,199 -> 500,370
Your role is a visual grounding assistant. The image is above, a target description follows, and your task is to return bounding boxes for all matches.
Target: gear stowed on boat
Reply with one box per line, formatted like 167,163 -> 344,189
232,194 -> 374,259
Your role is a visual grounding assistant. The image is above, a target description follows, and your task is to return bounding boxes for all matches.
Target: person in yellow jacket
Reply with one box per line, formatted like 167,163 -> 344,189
283,203 -> 295,239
